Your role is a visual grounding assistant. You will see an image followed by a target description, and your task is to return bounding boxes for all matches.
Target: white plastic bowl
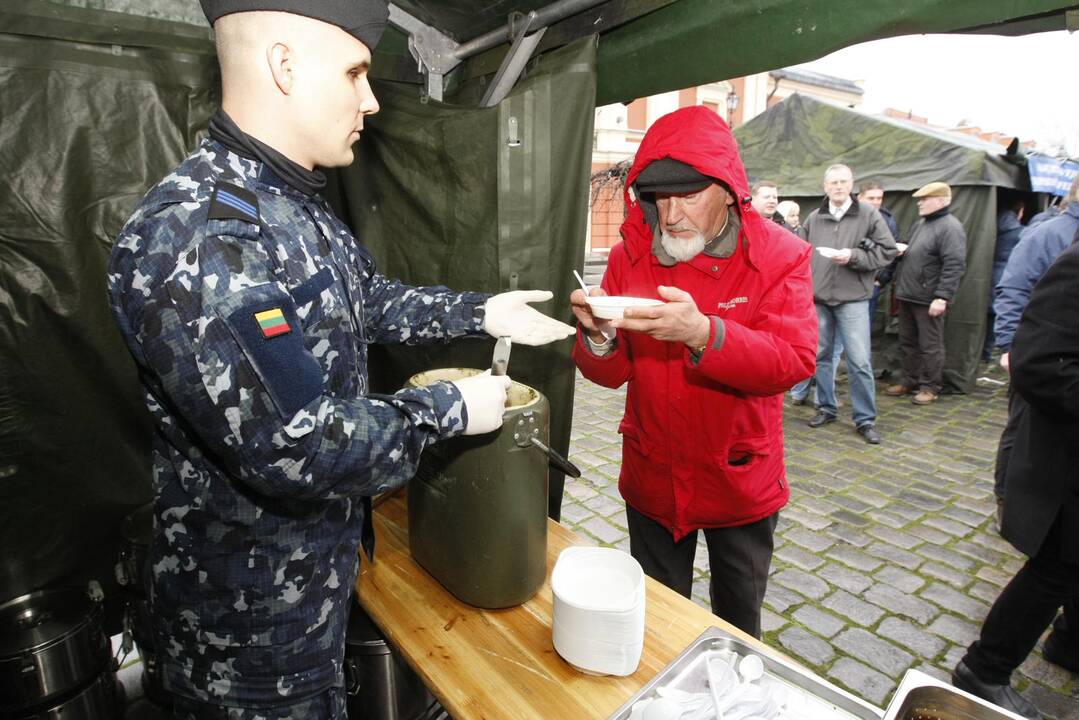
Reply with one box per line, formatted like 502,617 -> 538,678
551,547 -> 646,676
585,296 -> 663,320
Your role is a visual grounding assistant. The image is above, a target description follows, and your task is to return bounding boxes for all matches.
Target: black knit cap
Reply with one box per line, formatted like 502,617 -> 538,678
634,157 -> 716,195
200,0 -> 389,52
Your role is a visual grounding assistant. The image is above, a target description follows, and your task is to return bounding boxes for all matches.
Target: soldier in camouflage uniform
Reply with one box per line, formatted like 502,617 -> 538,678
106,2 -> 574,717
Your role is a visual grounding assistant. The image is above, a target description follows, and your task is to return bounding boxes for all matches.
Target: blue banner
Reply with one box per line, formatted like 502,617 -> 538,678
1028,156 -> 1079,196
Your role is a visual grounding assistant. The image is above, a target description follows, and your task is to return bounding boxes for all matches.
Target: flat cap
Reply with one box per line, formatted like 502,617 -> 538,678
912,181 -> 951,198
200,0 -> 389,52
634,157 -> 715,195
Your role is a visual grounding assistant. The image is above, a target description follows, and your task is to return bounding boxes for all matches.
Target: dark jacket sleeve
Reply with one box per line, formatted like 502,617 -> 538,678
877,258 -> 899,286
1010,243 -> 1079,422
883,211 -> 901,243
994,233 -> 1056,351
848,209 -> 898,273
934,220 -> 967,301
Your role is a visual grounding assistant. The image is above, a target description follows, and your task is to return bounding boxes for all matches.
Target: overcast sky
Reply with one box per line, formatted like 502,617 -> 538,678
794,31 -> 1079,157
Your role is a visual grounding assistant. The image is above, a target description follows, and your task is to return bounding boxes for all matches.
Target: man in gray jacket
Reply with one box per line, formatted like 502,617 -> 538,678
887,182 -> 967,405
803,164 -> 897,444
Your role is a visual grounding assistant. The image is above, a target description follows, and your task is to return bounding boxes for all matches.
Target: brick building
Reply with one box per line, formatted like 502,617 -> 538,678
587,69 -> 864,252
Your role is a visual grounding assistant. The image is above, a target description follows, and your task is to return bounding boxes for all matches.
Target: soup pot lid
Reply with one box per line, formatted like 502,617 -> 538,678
0,588 -> 98,658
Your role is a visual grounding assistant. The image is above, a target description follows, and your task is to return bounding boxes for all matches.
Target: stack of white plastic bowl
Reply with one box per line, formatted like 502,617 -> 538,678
551,546 -> 646,676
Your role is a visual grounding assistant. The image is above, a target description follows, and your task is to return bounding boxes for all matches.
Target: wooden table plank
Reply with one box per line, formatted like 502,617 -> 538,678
356,492 -> 763,719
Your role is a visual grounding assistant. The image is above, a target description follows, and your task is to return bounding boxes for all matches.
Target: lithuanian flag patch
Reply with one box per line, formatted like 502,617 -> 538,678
254,308 -> 290,338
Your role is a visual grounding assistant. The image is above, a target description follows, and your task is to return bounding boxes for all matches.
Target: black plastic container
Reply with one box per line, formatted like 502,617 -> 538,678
345,601 -> 439,720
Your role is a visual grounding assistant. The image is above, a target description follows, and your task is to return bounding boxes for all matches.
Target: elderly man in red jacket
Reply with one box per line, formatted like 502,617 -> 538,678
570,107 -> 817,638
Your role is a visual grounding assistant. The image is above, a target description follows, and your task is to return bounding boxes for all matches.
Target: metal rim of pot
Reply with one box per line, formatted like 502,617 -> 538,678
11,670 -> 121,720
0,587 -> 111,711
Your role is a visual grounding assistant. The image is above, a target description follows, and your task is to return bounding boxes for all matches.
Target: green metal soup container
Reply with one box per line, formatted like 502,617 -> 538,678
407,368 -> 549,609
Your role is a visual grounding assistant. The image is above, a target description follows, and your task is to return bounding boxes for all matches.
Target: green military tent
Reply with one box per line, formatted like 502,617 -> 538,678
1,0 -> 1076,616
734,93 -> 1029,393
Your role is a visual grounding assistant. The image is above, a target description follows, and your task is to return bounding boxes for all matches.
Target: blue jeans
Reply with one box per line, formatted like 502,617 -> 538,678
790,336 -> 842,403
815,301 -> 876,427
790,376 -> 813,402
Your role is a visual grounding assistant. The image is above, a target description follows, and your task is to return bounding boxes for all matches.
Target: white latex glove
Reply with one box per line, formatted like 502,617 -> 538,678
450,370 -> 511,435
484,290 -> 576,346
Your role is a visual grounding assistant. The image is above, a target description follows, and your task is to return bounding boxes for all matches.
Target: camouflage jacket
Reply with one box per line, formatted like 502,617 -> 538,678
107,139 -> 489,705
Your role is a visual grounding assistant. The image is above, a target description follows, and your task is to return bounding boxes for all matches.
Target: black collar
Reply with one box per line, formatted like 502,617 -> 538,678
924,206 -> 951,222
208,109 -> 327,197
818,196 -> 861,217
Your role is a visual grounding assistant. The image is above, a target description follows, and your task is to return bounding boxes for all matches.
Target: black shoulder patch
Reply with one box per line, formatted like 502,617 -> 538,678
209,181 -> 260,224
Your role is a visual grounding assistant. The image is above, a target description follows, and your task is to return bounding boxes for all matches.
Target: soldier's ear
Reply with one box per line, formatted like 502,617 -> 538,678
267,42 -> 295,95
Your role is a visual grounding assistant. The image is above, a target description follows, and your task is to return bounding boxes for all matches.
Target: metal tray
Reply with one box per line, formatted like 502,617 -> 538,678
607,626 -> 884,720
882,670 -> 1028,720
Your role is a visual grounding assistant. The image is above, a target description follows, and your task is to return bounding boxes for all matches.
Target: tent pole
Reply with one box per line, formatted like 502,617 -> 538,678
388,0 -> 606,102
479,11 -> 547,107
454,0 -> 607,60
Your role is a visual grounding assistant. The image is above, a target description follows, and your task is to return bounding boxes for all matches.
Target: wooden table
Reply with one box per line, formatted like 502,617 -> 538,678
355,492 -> 767,719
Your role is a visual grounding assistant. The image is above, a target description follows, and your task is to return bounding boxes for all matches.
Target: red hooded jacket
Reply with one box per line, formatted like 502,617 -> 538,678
573,107 -> 817,540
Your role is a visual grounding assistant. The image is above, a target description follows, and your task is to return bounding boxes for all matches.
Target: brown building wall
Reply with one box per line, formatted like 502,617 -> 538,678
589,162 -> 626,250
730,76 -> 746,126
626,98 -> 647,130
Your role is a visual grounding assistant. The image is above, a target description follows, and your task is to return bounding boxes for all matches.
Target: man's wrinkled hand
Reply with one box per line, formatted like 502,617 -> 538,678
928,298 -> 947,318
611,285 -> 710,347
832,248 -> 852,265
570,288 -> 615,343
484,290 -> 575,346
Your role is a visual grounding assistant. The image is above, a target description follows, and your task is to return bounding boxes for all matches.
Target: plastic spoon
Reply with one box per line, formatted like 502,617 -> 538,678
573,269 -> 615,341
573,269 -> 590,295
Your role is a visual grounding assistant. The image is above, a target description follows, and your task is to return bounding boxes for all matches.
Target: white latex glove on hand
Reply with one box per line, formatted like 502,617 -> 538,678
451,371 -> 511,435
484,290 -> 576,346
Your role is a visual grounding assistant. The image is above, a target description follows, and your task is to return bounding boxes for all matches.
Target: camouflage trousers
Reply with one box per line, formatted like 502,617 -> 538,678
171,686 -> 346,719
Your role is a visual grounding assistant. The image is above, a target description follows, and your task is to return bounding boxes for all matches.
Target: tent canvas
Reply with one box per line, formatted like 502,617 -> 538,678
734,94 -> 1028,392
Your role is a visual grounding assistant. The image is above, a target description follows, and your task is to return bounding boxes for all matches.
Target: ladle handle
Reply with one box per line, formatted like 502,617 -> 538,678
529,438 -> 582,479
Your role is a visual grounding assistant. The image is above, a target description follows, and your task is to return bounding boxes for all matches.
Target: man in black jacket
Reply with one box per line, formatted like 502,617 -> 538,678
886,182 -> 966,404
952,240 -> 1079,720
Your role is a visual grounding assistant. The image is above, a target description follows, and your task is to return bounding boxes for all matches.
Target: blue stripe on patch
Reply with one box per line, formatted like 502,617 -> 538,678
217,191 -> 258,218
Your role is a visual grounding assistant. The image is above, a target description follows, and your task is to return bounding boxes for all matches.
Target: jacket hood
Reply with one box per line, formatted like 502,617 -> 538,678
622,106 -> 767,267
998,209 -> 1022,234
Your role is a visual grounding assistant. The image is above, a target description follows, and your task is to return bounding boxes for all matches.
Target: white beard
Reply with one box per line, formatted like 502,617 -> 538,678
660,230 -> 706,262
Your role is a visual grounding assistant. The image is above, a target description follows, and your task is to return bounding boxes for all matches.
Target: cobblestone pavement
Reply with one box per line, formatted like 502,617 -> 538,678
563,363 -> 1079,719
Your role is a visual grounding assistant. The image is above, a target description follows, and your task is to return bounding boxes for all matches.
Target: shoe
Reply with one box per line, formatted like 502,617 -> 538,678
912,390 -> 939,405
807,412 -> 836,428
856,424 -> 881,444
951,660 -> 1040,720
791,396 -> 808,406
1043,632 -> 1079,674
885,384 -> 913,396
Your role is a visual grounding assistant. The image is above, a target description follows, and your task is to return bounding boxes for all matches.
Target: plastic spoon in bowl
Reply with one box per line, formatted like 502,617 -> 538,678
573,269 -> 590,296
574,270 -> 615,341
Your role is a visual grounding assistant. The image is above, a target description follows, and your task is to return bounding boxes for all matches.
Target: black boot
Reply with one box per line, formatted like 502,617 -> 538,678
951,660 -> 1040,720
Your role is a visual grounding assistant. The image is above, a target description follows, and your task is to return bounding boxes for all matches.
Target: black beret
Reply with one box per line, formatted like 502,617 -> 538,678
634,157 -> 715,195
200,0 -> 389,53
